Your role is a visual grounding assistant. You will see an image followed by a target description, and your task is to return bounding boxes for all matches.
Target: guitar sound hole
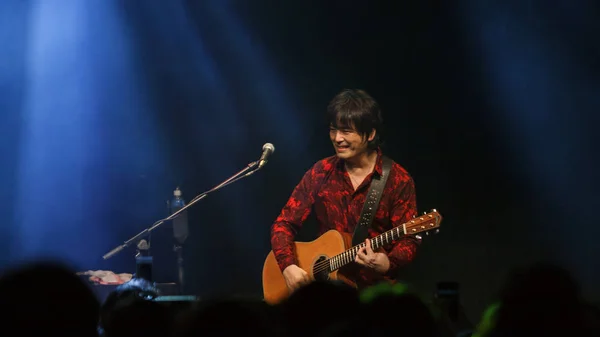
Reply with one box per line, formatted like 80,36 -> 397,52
312,256 -> 330,282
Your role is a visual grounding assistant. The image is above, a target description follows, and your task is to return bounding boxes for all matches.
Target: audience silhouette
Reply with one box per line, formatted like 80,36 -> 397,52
0,260 -> 597,337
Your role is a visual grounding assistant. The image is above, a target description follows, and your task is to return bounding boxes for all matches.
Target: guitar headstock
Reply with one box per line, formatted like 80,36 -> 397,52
404,209 -> 442,238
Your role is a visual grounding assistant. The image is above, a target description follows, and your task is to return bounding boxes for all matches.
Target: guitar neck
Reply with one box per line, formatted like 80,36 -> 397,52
327,224 -> 405,272
326,211 -> 441,272
322,211 -> 440,273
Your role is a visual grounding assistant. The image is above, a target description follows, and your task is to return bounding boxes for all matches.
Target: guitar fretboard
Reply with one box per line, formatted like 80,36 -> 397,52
328,224 -> 405,272
326,212 -> 439,272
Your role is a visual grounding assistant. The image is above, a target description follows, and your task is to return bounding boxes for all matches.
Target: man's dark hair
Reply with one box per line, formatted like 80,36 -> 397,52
327,89 -> 384,150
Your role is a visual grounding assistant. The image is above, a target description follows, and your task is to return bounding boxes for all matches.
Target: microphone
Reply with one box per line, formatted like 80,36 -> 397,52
258,143 -> 275,168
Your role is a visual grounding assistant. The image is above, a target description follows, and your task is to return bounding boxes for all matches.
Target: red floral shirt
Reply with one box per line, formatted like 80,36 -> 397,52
270,149 -> 419,287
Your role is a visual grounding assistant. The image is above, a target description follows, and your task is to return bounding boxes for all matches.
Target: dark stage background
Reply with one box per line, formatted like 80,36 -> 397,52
1,0 -> 598,322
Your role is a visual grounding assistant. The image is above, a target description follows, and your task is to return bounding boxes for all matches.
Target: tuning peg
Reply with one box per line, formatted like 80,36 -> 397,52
425,232 -> 429,235
435,229 -> 440,234
415,235 -> 422,240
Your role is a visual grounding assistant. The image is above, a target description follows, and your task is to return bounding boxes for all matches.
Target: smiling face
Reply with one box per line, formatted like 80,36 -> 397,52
329,124 -> 376,160
325,89 -> 383,159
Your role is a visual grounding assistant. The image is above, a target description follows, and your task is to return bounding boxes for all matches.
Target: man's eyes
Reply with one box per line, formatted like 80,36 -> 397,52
330,128 -> 353,133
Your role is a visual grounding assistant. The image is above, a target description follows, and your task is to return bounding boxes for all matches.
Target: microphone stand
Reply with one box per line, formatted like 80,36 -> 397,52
102,160 -> 262,261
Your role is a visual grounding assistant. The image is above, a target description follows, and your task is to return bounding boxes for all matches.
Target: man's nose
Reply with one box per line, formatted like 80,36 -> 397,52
334,131 -> 345,142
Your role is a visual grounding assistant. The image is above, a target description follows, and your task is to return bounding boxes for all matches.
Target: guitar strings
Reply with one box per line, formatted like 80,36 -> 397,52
310,244 -> 365,275
308,215 -> 440,276
311,242 -> 375,274
311,233 -> 397,275
309,230 -> 426,275
310,235 -> 401,275
310,241 -> 383,275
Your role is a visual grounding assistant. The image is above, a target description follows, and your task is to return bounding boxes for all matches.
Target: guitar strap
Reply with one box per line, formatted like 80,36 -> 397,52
351,156 -> 393,246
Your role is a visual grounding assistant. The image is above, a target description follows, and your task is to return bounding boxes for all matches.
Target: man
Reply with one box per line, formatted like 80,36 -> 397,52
270,89 -> 420,292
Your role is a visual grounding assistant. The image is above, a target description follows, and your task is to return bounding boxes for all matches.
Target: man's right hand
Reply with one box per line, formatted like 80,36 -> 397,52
282,264 -> 311,291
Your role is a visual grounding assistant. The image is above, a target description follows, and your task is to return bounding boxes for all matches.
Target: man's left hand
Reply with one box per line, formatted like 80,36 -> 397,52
355,239 -> 390,274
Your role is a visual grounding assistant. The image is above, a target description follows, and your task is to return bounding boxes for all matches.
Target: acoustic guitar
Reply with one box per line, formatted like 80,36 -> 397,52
262,209 -> 442,304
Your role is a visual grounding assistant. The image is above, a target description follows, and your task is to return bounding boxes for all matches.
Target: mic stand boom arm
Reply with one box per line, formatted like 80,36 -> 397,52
102,160 -> 261,260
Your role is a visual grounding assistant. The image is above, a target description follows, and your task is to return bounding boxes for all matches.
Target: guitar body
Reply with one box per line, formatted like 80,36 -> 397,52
262,210 -> 443,305
262,230 -> 357,304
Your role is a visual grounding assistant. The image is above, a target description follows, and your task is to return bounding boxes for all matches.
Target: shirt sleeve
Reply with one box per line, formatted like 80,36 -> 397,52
385,175 -> 420,277
270,166 -> 317,272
